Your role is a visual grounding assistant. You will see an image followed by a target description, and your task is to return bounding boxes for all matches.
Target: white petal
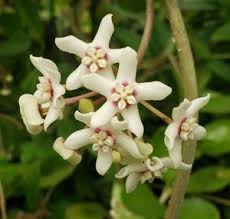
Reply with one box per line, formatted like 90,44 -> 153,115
99,65 -> 115,80
115,163 -> 147,178
55,35 -> 88,58
92,14 -> 114,48
74,111 -> 93,126
116,133 -> 143,159
164,122 -> 179,150
97,59 -> 107,68
168,138 -> 191,169
107,48 -> 125,64
96,149 -> 113,175
89,63 -> 99,73
52,84 -> 65,105
19,94 -> 44,126
81,73 -> 113,98
146,157 -> 163,172
90,100 -> 117,128
110,116 -> 128,132
121,105 -> 144,138
118,99 -> 127,110
66,64 -> 87,91
172,99 -> 191,121
64,128 -> 93,150
193,125 -> 207,140
53,137 -> 82,165
44,104 -> 63,130
30,55 -> 61,83
126,95 -> 136,105
137,81 -> 172,101
126,173 -> 140,193
116,47 -> 137,83
186,94 -> 211,117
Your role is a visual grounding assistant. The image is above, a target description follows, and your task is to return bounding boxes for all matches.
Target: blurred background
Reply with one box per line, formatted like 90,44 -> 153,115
0,0 -> 229,218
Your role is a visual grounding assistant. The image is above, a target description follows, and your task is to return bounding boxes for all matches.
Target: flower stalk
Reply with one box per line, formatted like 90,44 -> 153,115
65,91 -> 98,105
164,1 -> 198,219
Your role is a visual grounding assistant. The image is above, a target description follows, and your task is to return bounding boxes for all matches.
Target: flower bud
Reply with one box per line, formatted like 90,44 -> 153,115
79,98 -> 94,113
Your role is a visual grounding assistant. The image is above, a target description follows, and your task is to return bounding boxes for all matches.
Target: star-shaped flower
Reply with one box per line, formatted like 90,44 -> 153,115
58,111 -> 143,175
164,94 -> 210,168
55,14 -> 125,90
81,47 -> 172,138
19,56 -> 65,134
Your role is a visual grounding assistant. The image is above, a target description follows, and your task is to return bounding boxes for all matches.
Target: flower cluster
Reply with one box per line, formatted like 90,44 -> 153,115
19,14 -> 210,193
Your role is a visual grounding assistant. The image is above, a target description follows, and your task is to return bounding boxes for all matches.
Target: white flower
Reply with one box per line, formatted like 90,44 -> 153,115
81,47 -> 172,138
19,55 -> 65,134
62,111 -> 143,175
55,14 -> 125,90
164,94 -> 210,168
116,157 -> 167,193
53,137 -> 82,166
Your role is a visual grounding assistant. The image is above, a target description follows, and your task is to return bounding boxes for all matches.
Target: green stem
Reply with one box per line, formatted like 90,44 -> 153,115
164,1 -> 198,219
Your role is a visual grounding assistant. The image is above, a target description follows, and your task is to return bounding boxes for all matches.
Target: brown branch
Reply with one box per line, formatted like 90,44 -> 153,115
65,91 -> 98,105
140,100 -> 172,124
0,181 -> 7,219
164,1 -> 198,219
137,0 -> 154,64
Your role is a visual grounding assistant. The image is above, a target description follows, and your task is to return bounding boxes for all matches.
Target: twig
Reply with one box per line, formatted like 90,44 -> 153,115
0,113 -> 23,129
137,0 -> 154,64
65,91 -> 98,105
201,194 -> 230,207
140,100 -> 172,124
164,1 -> 198,219
0,181 -> 7,219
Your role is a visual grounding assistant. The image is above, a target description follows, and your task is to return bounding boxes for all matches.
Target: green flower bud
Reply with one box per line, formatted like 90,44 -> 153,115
79,98 -> 94,113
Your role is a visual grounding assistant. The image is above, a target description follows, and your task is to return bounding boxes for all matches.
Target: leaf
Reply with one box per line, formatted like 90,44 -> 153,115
121,184 -> 165,219
179,198 -> 220,219
0,31 -> 31,57
208,61 -> 230,82
199,119 -> 230,157
212,22 -> 230,42
65,203 -> 106,219
202,92 -> 230,114
187,166 -> 230,193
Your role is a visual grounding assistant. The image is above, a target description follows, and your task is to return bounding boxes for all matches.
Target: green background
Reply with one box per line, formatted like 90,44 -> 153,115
0,0 -> 229,218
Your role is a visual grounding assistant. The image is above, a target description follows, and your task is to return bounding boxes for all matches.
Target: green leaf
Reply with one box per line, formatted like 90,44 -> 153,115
202,92 -> 230,114
40,163 -> 74,188
212,22 -> 230,42
0,31 -> 31,57
179,198 -> 220,219
208,61 -> 230,82
65,203 -> 106,219
121,184 -> 165,219
188,166 -> 230,193
199,119 -> 230,157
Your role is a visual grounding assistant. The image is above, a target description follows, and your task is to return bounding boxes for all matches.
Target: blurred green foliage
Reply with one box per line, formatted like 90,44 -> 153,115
0,0 -> 229,218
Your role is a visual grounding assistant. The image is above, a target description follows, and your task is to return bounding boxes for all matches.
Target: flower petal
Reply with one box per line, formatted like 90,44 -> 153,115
96,149 -> 113,175
74,111 -> 93,126
44,104 -> 63,130
107,48 -> 125,64
116,133 -> 143,159
55,35 -> 88,58
193,125 -> 207,140
126,173 -> 140,193
30,55 -> 61,83
92,14 -> 114,48
64,128 -> 93,150
137,81 -> 172,101
81,73 -> 113,98
116,47 -> 137,83
115,163 -> 147,178
66,64 -> 88,90
121,105 -> 144,138
164,122 -> 179,150
99,65 -> 115,80
172,99 -> 191,121
186,94 -> 211,117
90,100 -> 117,127
52,84 -> 65,105
110,116 -> 128,132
